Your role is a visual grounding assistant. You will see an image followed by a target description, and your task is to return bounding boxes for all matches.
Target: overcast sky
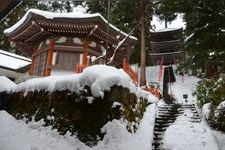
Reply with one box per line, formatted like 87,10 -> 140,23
151,14 -> 186,31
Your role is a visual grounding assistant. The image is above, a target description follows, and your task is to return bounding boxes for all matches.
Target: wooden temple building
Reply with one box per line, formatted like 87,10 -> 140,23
149,28 -> 184,65
4,9 -> 137,76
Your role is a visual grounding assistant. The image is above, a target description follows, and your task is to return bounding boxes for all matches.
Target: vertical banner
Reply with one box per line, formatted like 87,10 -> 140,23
158,57 -> 164,81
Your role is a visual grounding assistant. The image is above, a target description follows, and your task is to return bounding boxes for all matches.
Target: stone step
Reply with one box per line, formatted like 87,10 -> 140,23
178,108 -> 196,112
181,104 -> 195,106
190,120 -> 201,123
153,136 -> 163,141
153,103 -> 198,150
178,107 -> 196,110
158,106 -> 179,109
158,109 -> 180,112
154,131 -> 164,136
152,141 -> 162,147
154,127 -> 167,132
155,117 -> 176,122
157,113 -> 179,117
155,120 -> 175,124
153,133 -> 164,139
155,122 -> 172,127
157,112 -> 183,117
155,123 -> 170,128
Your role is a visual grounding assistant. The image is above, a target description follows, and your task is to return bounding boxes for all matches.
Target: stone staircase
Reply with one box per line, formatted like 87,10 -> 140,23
152,103 -> 200,150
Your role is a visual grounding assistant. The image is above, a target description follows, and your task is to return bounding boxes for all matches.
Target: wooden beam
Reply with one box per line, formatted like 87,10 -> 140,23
87,25 -> 98,37
24,28 -> 49,42
53,45 -> 102,56
12,21 -> 41,41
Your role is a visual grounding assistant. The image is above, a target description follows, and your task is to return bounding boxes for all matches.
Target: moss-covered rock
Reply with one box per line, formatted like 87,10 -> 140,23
0,85 -> 149,146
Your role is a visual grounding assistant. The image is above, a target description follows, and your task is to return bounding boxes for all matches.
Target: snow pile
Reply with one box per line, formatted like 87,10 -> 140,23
0,76 -> 16,92
0,110 -> 89,150
93,104 -> 156,150
202,103 -> 212,120
7,65 -> 156,103
163,109 -> 219,150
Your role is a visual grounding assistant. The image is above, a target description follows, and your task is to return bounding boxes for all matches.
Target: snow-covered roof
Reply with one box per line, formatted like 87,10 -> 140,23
0,49 -> 31,70
150,39 -> 182,44
151,27 -> 183,34
4,9 -> 137,41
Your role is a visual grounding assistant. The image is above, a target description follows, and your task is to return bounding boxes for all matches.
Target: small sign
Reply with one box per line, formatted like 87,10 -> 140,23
183,94 -> 188,99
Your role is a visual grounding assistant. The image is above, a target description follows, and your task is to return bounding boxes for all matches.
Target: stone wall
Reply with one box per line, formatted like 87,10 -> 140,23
0,85 -> 149,146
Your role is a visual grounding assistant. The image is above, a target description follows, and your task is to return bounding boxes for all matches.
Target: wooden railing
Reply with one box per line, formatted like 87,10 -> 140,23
123,58 -> 138,84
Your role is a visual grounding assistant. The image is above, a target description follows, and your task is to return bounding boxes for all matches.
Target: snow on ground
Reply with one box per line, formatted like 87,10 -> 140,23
212,130 -> 225,149
170,73 -> 200,104
0,104 -> 157,150
0,110 -> 89,150
159,66 -> 224,150
146,65 -> 224,150
163,110 -> 219,150
91,104 -> 157,150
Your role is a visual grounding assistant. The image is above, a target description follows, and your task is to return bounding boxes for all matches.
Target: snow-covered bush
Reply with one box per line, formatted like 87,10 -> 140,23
195,74 -> 225,131
193,78 -> 214,107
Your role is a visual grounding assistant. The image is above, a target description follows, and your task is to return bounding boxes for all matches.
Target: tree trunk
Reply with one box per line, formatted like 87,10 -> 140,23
165,16 -> 168,28
140,0 -> 146,86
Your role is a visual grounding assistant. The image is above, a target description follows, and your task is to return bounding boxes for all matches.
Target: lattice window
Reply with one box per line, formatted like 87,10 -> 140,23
33,52 -> 47,76
56,52 -> 80,70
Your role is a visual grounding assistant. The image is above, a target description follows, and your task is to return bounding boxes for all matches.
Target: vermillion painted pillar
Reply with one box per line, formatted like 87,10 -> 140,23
82,40 -> 89,67
29,48 -> 37,76
45,40 -> 55,76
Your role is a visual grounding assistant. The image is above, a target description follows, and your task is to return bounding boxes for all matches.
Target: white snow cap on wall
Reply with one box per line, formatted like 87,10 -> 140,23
2,65 -> 157,103
0,76 -> 16,92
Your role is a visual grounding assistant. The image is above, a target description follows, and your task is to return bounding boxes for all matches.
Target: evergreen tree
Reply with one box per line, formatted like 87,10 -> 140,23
154,1 -> 178,28
185,1 -> 225,75
86,1 -> 153,85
